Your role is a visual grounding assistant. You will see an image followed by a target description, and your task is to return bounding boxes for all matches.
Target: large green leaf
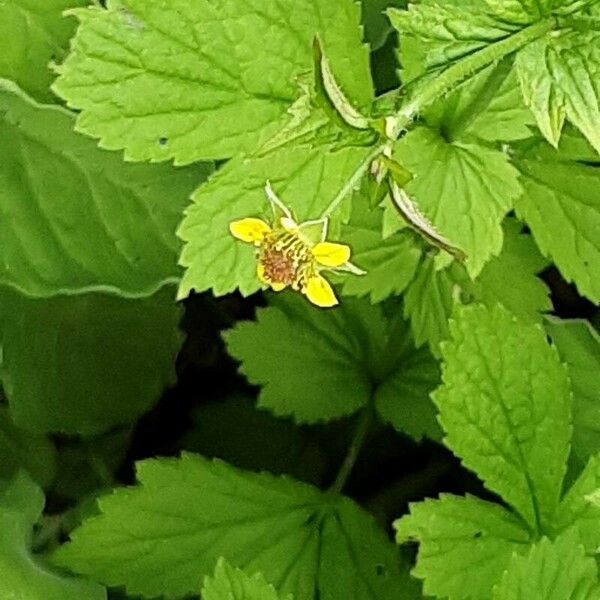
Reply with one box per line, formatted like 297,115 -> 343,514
0,286 -> 182,435
395,494 -> 531,600
54,454 -> 417,600
0,80 -> 207,298
433,304 -> 571,533
0,0 -> 87,101
394,126 -> 522,277
0,473 -> 106,600
513,138 -> 600,303
52,0 -> 373,163
515,29 -> 600,154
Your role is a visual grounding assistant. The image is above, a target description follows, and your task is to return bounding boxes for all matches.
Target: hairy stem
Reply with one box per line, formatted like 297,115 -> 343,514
329,401 -> 374,495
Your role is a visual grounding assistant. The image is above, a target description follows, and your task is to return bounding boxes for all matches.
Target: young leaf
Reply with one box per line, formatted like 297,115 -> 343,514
202,558 -> 292,600
493,528 -> 599,600
52,0 -> 373,163
513,138 -> 600,303
515,30 -> 600,154
0,406 -> 57,488
395,494 -> 531,600
0,473 -> 106,600
0,0 -> 87,101
433,304 -> 571,533
54,454 -> 417,600
394,126 -> 523,277
339,201 -> 422,302
178,140 -> 378,298
0,286 -> 182,436
0,80 -> 206,298
546,319 -> 600,464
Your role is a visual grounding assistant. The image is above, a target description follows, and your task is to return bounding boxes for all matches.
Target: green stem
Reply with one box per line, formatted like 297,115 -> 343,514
329,401 -> 374,495
387,17 -> 556,139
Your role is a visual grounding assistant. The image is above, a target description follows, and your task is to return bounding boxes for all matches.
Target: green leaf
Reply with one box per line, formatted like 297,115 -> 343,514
433,304 -> 571,533
340,201 -> 422,302
402,220 -> 550,352
0,80 -> 207,298
546,319 -> 600,464
513,138 -> 600,303
0,0 -> 87,102
0,406 -> 57,488
202,558 -> 292,600
394,126 -> 523,277
54,454 -> 417,600
515,30 -> 600,154
556,454 -> 600,553
395,494 -> 531,600
53,0 -> 373,163
178,140 -> 377,298
224,294 -> 384,423
0,472 -> 106,600
493,528 -> 599,600
389,1 -> 517,83
361,0 -> 406,51
0,286 -> 182,435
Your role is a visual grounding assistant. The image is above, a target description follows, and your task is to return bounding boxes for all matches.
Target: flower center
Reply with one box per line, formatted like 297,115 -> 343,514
259,231 -> 313,289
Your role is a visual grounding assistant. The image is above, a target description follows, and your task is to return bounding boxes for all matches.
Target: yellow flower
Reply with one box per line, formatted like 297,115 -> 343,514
229,182 -> 363,308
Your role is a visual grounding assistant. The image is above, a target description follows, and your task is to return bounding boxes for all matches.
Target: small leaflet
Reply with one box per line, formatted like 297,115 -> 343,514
388,179 -> 466,260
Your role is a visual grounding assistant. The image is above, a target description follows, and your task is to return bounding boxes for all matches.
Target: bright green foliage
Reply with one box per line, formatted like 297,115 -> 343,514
484,0 -> 577,23
52,0 -> 373,163
54,454 -> 417,600
395,494 -> 531,600
0,287 -> 182,435
361,0 -> 405,50
493,529 -> 600,600
202,558 -> 293,600
0,0 -> 87,102
225,294 -> 440,438
178,141 -> 376,298
434,304 -> 571,533
402,220 -> 550,352
516,30 -> 600,154
394,126 -> 523,277
389,1 -> 517,82
0,473 -> 106,600
546,318 -> 600,464
513,138 -> 600,303
0,406 -> 57,488
340,202 -> 422,302
0,80 -> 206,298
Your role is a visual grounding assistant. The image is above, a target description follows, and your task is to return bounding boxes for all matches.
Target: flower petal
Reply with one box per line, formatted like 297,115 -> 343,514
270,282 -> 287,292
230,218 -> 271,245
304,275 -> 338,308
311,242 -> 351,267
256,263 -> 268,284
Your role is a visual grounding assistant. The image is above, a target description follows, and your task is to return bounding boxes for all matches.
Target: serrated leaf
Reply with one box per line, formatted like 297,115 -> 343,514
0,0 -> 87,102
178,139 -> 377,298
0,80 -> 207,298
53,0 -> 373,163
203,558 -> 292,600
513,139 -> 600,303
389,1 -> 517,83
394,126 -> 522,277
0,406 -> 57,488
54,454 -> 417,600
556,454 -> 600,553
361,0 -> 406,51
395,494 -> 531,600
515,30 -> 600,154
340,201 -> 422,302
0,472 -> 106,600
0,286 -> 182,436
493,528 -> 599,600
433,304 -> 571,533
224,294 -> 385,423
546,319 -> 600,465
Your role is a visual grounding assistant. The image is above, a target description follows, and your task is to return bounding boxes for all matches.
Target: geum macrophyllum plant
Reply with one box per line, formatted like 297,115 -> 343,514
229,182 -> 364,307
